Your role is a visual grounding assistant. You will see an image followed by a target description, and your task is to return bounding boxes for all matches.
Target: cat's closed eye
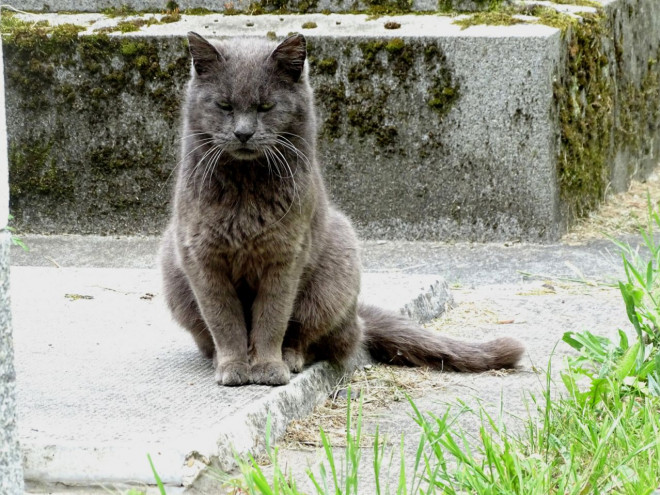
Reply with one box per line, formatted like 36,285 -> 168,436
257,102 -> 275,112
216,101 -> 233,112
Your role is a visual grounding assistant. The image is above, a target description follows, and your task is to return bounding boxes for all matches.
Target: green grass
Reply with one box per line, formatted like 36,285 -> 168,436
213,381 -> 659,494
6,214 -> 28,251
139,202 -> 660,494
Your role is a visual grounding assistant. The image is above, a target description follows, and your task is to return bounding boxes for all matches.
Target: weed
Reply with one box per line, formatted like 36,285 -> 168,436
6,215 -> 27,251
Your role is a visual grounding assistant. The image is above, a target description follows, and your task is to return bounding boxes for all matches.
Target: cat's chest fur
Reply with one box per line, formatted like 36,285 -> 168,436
178,172 -> 311,286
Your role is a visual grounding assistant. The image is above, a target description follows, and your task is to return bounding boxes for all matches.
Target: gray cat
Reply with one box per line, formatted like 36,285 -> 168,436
160,32 -> 524,386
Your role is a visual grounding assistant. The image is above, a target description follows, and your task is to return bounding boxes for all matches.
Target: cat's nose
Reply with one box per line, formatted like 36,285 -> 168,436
234,130 -> 254,143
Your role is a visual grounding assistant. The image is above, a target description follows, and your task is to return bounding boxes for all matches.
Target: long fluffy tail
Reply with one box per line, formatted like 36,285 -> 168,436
359,304 -> 524,372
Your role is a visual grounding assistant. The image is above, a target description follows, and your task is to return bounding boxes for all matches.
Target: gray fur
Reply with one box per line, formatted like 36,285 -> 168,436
160,33 -> 524,386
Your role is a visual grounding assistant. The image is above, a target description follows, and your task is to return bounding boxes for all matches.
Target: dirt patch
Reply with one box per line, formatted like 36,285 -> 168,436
563,171 -> 660,243
282,364 -> 450,449
282,293 -> 542,449
425,297 -> 516,331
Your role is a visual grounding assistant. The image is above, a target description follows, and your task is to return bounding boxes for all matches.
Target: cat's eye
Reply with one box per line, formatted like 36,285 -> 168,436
257,102 -> 275,113
216,101 -> 233,112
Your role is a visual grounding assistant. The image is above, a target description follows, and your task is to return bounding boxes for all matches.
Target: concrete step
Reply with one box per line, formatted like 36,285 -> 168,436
8,234 -> 631,492
4,1 -> 660,242
10,258 -> 452,490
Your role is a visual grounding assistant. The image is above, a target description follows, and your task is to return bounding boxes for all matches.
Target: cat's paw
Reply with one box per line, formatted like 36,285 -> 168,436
282,348 -> 305,373
250,361 -> 290,386
215,361 -> 250,386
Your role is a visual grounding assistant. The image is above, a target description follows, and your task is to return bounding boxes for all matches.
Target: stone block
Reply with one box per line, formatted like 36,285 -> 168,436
4,1 -> 660,240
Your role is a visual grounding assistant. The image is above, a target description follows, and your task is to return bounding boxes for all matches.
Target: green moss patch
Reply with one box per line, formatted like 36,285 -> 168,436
552,0 -> 601,7
310,39 -> 459,149
101,5 -> 140,17
9,139 -> 74,199
453,11 -> 523,29
554,11 -> 612,218
3,15 -> 188,233
552,5 -> 660,220
439,0 -> 506,13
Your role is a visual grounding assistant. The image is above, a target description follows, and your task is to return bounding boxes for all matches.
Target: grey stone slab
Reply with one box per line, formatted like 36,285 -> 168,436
11,265 -> 449,487
4,13 -> 562,241
5,1 -> 660,242
9,234 -> 163,269
0,233 -> 24,495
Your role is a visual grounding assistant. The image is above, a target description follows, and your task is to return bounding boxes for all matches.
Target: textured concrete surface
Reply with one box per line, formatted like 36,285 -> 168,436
0,233 -> 24,495
6,2 -> 660,241
10,260 -> 451,489
10,233 -> 630,285
4,12 -> 563,241
14,0 -> 507,13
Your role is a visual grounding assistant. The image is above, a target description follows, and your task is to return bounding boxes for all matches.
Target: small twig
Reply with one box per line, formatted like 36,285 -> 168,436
92,285 -> 138,295
44,256 -> 61,268
517,270 -> 608,287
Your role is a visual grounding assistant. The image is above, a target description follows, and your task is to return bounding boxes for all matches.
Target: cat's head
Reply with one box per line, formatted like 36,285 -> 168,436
184,32 -> 313,162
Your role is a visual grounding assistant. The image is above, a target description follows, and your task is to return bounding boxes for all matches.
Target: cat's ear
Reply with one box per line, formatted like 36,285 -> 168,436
269,34 -> 307,82
187,32 -> 223,76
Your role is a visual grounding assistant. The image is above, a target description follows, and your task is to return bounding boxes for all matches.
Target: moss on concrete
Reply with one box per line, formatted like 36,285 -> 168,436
450,3 -> 593,31
314,57 -> 338,75
552,0 -> 600,6
5,2 -> 660,235
448,5 -> 610,220
3,17 -> 461,231
8,140 -> 74,199
530,5 -> 579,30
310,38 -> 459,150
447,2 -> 659,222
3,13 -> 188,233
617,57 -> 660,153
439,0 -> 506,13
453,11 -> 523,29
99,5 -> 137,17
554,11 -> 612,218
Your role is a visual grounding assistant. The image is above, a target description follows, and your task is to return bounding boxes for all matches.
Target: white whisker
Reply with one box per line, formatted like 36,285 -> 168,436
158,137 -> 216,194
187,143 -> 223,190
275,136 -> 312,169
279,131 -> 311,147
270,146 -> 302,216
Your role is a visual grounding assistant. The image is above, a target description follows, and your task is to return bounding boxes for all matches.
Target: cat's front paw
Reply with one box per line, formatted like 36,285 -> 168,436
283,348 -> 305,373
250,361 -> 290,386
215,361 -> 250,386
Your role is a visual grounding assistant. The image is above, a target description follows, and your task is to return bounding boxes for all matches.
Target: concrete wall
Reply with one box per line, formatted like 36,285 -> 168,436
0,31 -> 24,495
3,16 -> 563,241
4,1 -> 660,241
